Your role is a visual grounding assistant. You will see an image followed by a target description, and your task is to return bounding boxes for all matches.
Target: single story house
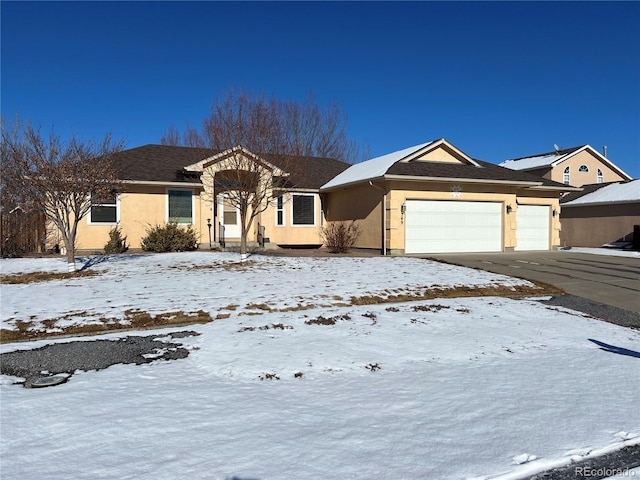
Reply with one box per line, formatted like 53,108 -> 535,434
75,139 -> 579,254
559,179 -> 640,248
75,144 -> 348,251
499,145 -> 632,187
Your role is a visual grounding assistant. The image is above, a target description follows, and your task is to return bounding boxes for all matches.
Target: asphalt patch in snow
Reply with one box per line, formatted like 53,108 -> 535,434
0,331 -> 199,387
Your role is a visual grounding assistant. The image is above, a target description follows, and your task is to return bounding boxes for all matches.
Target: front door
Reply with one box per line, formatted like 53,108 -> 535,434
218,195 -> 241,238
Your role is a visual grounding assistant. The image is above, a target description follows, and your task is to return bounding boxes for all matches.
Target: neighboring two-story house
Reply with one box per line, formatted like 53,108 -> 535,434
499,145 -> 632,187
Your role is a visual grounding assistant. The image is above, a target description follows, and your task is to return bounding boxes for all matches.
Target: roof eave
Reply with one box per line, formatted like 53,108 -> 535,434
320,175 -> 386,192
122,180 -> 204,187
382,174 -> 543,187
562,199 -> 640,207
528,185 -> 582,192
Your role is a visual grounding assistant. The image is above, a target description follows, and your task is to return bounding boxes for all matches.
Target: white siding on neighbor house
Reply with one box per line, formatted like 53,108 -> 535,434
404,200 -> 502,254
515,205 -> 550,251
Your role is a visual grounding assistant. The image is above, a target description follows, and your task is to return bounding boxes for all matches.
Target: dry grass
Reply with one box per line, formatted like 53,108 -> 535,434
0,270 -> 99,284
0,309 -> 213,344
350,282 -> 563,306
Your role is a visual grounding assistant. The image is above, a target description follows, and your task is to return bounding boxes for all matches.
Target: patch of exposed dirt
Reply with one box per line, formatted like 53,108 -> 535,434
0,310 -> 213,344
350,281 -> 564,306
0,270 -> 99,284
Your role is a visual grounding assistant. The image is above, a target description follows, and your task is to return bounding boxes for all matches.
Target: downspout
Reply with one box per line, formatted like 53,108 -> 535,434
369,181 -> 387,256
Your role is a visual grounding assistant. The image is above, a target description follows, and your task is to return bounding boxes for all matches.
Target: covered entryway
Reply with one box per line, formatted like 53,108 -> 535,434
515,205 -> 550,251
405,200 -> 503,254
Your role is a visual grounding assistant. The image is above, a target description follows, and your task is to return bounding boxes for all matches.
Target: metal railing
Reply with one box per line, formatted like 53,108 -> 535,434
257,223 -> 266,247
219,223 -> 225,248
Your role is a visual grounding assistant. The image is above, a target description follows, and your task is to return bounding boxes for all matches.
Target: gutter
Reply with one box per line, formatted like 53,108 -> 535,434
322,175 -> 545,192
122,180 -> 204,187
369,181 -> 387,256
561,199 -> 640,208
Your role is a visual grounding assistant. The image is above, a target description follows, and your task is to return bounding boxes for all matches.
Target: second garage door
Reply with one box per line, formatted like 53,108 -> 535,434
405,200 -> 502,254
515,205 -> 550,251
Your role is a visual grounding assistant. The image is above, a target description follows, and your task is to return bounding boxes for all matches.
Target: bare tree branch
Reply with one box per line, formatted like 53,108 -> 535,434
1,116 -> 125,270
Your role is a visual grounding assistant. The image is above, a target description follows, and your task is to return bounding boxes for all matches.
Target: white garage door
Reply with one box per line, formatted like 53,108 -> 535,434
405,200 -> 502,254
515,205 -> 550,251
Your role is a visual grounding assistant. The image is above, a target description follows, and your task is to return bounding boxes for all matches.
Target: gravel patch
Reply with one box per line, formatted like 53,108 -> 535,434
525,445 -> 640,479
0,331 -> 199,387
540,295 -> 640,330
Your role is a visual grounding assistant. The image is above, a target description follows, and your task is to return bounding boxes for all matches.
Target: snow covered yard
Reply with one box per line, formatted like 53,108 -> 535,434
1,252 -> 639,479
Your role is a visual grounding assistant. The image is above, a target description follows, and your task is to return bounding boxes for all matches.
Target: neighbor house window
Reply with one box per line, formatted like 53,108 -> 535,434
292,194 -> 314,226
563,166 -> 570,185
89,192 -> 118,224
168,189 -> 193,224
276,195 -> 285,226
578,165 -> 589,172
597,169 -> 604,183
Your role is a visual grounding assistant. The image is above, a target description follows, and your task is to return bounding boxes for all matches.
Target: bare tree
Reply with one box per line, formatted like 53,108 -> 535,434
282,93 -> 363,163
196,92 -> 289,260
160,91 -> 365,164
163,90 -> 366,260
1,117 -> 124,271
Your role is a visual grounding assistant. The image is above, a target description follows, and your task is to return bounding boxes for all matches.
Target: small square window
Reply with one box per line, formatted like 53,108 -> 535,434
90,192 -> 118,224
292,195 -> 314,226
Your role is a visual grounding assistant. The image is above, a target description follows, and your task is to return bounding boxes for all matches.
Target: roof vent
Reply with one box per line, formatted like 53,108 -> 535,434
603,146 -> 607,158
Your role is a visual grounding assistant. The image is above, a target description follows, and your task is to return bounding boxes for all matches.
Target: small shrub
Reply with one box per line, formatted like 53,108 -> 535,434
321,221 -> 361,253
104,227 -> 129,254
141,223 -> 198,253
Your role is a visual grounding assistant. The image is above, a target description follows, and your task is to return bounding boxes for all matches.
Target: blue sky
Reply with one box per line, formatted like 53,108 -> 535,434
2,1 -> 639,176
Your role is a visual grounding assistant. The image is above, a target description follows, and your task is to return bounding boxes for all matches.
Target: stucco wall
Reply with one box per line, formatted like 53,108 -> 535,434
76,185 -> 205,250
323,183 -> 384,250
559,203 -> 640,247
257,193 -> 325,246
552,150 -> 626,187
323,181 -> 561,253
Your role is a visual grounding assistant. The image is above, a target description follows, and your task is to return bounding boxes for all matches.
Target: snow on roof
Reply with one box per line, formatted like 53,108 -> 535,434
499,152 -> 566,171
562,179 -> 640,206
321,141 -> 435,190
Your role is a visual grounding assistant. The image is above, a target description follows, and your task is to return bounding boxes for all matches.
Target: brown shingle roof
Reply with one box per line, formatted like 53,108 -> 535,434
112,145 -> 217,183
386,158 -> 569,188
111,144 -> 350,189
264,154 -> 350,189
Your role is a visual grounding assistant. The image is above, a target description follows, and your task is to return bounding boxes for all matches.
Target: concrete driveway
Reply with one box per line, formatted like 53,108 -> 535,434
425,250 -> 640,313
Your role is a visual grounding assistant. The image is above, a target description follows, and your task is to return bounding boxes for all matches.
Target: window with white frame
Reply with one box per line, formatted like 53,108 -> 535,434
597,169 -> 604,183
292,194 -> 314,226
275,195 -> 285,226
578,165 -> 589,172
168,189 -> 193,224
89,192 -> 118,224
563,166 -> 570,185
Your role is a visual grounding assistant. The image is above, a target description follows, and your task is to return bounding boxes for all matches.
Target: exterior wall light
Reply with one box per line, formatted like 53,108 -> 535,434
506,204 -> 513,214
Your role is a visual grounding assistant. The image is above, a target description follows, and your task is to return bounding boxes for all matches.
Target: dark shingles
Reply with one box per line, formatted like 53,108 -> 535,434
265,154 -> 350,189
386,158 -> 568,188
111,144 -> 350,189
112,145 -> 217,183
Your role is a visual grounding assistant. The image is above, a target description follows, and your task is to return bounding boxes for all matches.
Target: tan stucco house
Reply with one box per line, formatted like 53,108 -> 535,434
559,179 -> 640,248
320,139 -> 578,254
75,139 -> 579,254
499,145 -> 632,187
75,144 -> 348,251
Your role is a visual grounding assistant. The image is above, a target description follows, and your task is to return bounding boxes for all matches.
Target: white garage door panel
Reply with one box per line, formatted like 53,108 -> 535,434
405,201 -> 502,254
516,205 -> 550,251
